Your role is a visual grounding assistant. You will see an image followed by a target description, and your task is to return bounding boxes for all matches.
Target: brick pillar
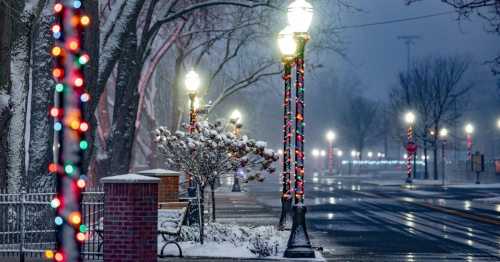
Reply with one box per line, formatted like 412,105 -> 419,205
101,174 -> 160,262
138,169 -> 180,203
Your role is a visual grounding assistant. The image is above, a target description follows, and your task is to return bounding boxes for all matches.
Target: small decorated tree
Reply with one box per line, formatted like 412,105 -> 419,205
154,120 -> 278,243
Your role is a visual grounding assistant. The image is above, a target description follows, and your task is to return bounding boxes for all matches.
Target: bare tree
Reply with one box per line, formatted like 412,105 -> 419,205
389,55 -> 472,179
341,93 -> 380,159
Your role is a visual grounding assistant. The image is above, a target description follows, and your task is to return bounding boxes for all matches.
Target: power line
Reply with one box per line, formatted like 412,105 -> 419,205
332,11 -> 455,30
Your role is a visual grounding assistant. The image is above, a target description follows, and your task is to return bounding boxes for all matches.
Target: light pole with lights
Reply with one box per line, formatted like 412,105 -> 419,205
278,26 -> 297,230
405,111 -> 416,184
326,130 -> 336,175
465,123 -> 474,162
230,110 -> 243,192
185,70 -> 201,133
439,128 -> 448,186
285,0 -> 315,258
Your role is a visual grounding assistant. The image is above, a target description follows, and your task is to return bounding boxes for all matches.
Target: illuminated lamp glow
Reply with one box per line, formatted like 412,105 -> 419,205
54,122 -> 63,131
74,77 -> 83,87
76,178 -> 86,188
78,54 -> 90,65
50,108 -> 59,117
48,163 -> 58,173
52,68 -> 63,78
68,40 -> 79,51
54,252 -> 64,262
51,46 -> 62,56
80,93 -> 90,102
54,216 -> 63,226
69,212 -> 81,225
44,250 -> 54,259
50,198 -> 61,208
76,232 -> 86,241
51,24 -> 61,33
79,122 -> 89,132
55,83 -> 64,92
53,3 -> 63,13
80,15 -> 90,26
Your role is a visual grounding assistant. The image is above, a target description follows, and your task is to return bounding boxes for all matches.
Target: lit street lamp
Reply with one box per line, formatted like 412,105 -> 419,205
185,70 -> 200,133
230,109 -> 243,192
284,0 -> 315,258
404,111 -> 416,184
326,130 -> 336,175
185,70 -> 201,197
465,123 -> 474,162
367,151 -> 373,158
439,128 -> 448,186
278,25 -> 297,231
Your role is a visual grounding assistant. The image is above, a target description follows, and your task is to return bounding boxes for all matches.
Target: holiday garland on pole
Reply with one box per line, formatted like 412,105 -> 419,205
293,36 -> 308,205
278,59 -> 293,229
47,1 -> 90,261
406,126 -> 413,184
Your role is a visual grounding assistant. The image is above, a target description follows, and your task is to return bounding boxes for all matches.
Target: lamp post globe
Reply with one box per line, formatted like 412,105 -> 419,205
287,0 -> 313,34
326,130 -> 336,142
278,26 -> 297,59
497,118 -> 500,129
439,128 -> 449,139
404,111 -> 416,125
185,70 -> 200,94
465,123 -> 474,134
230,109 -> 242,124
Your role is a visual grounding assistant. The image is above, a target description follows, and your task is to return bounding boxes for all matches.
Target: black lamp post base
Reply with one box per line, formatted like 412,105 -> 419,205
284,205 -> 315,258
278,196 -> 292,231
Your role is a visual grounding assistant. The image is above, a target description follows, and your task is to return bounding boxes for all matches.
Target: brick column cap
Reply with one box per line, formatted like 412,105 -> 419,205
138,168 -> 181,177
100,174 -> 160,184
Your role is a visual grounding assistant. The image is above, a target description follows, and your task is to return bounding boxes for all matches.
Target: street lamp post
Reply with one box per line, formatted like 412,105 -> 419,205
326,130 -> 336,176
278,26 -> 297,230
320,149 -> 326,173
405,111 -> 416,184
439,128 -> 448,187
230,110 -> 243,192
285,0 -> 315,258
185,70 -> 201,133
465,123 -> 474,163
185,70 -> 201,197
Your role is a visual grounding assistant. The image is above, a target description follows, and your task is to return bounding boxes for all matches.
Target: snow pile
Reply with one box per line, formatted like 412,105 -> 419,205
160,223 -> 288,258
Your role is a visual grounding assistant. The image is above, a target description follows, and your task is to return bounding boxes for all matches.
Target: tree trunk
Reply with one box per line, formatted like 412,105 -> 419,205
433,138 -> 438,180
6,1 -> 32,192
0,1 -> 12,191
210,181 -> 216,222
167,44 -> 184,131
27,3 -> 54,190
423,139 -> 429,179
107,28 -> 141,176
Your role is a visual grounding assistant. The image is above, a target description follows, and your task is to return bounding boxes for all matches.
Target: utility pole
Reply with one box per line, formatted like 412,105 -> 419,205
397,35 -> 421,74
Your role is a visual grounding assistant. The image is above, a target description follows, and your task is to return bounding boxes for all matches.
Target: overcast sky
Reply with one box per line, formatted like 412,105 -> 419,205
317,0 -> 499,99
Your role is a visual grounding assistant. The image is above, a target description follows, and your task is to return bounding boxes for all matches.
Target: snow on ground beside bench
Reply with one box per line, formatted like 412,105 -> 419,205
157,222 -> 324,260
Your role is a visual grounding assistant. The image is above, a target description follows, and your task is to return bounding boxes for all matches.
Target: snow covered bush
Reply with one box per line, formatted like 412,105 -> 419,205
154,120 -> 278,243
174,223 -> 285,257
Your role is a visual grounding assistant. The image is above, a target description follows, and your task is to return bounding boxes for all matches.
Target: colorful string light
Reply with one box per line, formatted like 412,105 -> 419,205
48,1 -> 90,261
293,36 -> 308,204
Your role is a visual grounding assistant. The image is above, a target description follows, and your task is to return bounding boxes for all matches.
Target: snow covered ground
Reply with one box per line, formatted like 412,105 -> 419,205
473,196 -> 500,204
158,223 -> 324,260
366,179 -> 443,186
446,183 -> 500,189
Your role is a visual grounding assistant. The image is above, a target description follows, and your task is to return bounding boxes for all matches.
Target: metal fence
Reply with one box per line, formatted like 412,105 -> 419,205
0,187 -> 104,261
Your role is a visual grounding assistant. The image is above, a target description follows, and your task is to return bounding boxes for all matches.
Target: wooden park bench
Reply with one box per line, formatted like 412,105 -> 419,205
157,202 -> 189,258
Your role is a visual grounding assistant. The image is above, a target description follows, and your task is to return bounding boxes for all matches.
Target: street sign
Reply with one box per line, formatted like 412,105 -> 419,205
406,142 -> 417,154
471,152 -> 484,173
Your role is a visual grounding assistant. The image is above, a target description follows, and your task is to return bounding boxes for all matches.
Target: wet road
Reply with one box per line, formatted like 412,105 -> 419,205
249,174 -> 500,261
